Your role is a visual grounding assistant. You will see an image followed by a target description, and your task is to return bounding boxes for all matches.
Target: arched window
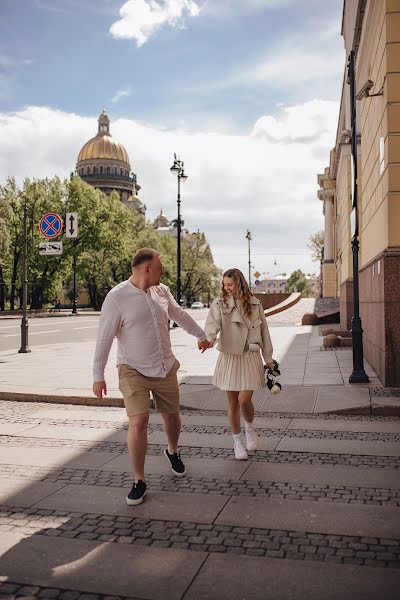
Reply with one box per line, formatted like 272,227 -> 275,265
106,166 -> 110,174
113,167 -> 117,174
93,166 -> 97,174
120,168 -> 123,175
80,168 -> 84,176
87,166 -> 91,174
100,166 -> 103,174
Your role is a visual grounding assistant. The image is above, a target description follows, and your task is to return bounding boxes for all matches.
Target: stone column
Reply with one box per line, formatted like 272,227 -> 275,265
323,194 -> 334,263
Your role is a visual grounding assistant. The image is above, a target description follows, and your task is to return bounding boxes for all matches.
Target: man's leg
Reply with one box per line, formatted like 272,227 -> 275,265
161,411 -> 181,454
127,412 -> 149,481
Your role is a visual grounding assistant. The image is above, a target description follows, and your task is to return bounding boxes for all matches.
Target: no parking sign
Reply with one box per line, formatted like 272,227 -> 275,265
39,213 -> 63,238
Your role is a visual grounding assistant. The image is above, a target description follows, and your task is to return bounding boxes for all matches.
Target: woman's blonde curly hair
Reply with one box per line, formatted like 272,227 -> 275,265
220,268 -> 253,318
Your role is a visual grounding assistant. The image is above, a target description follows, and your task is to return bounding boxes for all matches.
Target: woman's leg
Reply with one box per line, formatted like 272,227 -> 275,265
226,391 -> 240,433
239,390 -> 258,451
238,390 -> 255,424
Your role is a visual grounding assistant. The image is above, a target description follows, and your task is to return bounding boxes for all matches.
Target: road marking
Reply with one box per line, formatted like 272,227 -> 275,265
0,319 -> 98,330
4,330 -> 61,337
73,326 -> 98,330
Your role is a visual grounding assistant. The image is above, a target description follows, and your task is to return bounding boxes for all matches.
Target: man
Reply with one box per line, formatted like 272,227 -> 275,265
93,248 -> 210,506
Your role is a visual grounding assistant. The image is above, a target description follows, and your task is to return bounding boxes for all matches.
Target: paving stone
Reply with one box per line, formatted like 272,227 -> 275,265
0,533 -> 206,600
216,497 -> 400,538
33,485 -> 229,524
184,554 -> 400,599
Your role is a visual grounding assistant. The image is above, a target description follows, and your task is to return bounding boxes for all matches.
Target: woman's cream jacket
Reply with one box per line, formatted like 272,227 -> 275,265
204,295 -> 273,363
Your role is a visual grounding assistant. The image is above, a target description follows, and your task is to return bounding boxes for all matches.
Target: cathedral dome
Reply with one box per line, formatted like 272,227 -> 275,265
77,110 -> 130,165
77,135 -> 130,164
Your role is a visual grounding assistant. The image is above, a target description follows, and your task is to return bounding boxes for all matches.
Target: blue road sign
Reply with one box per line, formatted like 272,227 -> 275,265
39,213 -> 63,238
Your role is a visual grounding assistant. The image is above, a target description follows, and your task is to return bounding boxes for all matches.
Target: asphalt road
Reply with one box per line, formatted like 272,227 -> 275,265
0,308 -> 209,352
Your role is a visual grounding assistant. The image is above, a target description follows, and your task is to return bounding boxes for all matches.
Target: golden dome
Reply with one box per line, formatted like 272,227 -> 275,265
76,110 -> 130,165
77,135 -> 130,164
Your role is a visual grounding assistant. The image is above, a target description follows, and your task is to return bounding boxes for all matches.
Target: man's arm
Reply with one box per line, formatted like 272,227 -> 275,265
93,295 -> 121,397
164,287 -> 208,343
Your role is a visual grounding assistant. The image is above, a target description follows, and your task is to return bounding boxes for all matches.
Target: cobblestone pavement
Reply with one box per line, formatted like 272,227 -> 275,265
1,506 -> 399,568
0,400 -> 399,598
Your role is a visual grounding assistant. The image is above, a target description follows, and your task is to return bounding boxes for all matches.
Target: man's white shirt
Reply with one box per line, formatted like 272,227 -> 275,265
93,280 -> 206,382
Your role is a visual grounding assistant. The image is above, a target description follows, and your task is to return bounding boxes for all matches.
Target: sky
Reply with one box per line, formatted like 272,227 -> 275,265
0,0 -> 345,281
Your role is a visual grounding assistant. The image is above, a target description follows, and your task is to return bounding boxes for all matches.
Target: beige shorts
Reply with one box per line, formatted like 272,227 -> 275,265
118,359 -> 180,416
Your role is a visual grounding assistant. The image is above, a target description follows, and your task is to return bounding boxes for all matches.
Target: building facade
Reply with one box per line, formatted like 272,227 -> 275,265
318,0 -> 400,386
76,110 -> 145,215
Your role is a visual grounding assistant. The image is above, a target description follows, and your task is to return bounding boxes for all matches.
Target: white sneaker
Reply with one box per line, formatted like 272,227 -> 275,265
233,436 -> 248,460
245,428 -> 258,451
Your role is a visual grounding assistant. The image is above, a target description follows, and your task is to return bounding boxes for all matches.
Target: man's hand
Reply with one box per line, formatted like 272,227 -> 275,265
198,339 -> 212,353
93,380 -> 107,399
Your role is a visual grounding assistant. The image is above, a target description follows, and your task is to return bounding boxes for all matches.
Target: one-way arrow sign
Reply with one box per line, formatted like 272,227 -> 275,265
66,212 -> 78,238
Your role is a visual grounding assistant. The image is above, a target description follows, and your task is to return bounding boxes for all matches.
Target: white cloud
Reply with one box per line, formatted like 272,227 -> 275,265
0,102 -> 337,276
110,0 -> 201,46
111,87 -> 132,103
211,24 -> 344,101
201,0 -> 293,17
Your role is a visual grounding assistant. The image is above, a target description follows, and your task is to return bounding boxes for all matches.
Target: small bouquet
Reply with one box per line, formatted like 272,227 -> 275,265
264,360 -> 282,395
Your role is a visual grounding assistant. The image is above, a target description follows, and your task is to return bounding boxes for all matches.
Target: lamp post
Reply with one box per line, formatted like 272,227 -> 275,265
170,154 -> 188,307
19,202 -> 31,353
245,229 -> 252,287
347,50 -> 369,383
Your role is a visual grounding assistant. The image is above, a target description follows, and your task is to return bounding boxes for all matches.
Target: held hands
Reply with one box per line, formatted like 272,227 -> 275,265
198,339 -> 213,353
93,380 -> 107,399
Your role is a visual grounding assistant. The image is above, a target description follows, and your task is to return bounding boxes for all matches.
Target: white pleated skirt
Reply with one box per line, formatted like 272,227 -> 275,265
213,351 -> 265,391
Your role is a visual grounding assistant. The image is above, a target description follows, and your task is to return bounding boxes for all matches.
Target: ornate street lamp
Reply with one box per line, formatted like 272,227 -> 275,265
245,229 -> 252,287
347,50 -> 368,383
170,154 -> 188,308
19,202 -> 31,353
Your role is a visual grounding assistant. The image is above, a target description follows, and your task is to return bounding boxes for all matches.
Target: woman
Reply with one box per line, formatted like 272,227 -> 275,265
205,269 -> 274,460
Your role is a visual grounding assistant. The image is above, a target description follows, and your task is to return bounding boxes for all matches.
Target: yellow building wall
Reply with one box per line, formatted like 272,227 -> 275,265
357,0 -> 400,267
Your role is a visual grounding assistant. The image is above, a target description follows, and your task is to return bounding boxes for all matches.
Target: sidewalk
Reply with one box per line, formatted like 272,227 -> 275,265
1,321 -> 399,415
1,320 -> 400,598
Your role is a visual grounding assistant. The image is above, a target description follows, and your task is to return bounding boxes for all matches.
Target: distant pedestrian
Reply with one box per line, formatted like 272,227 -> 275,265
93,248 -> 211,506
204,268 -> 274,460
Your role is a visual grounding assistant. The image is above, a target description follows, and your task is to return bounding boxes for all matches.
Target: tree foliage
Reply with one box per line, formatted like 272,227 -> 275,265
0,176 -> 220,310
285,269 -> 311,296
308,230 -> 324,263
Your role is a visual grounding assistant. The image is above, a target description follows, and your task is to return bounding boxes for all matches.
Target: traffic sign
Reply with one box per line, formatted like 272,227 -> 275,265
39,241 -> 63,256
39,213 -> 63,238
66,212 -> 78,238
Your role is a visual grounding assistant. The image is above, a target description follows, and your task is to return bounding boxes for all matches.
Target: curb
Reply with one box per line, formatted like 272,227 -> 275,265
1,391 -> 399,416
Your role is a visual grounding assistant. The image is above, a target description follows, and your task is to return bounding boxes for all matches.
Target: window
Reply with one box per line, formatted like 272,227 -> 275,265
87,166 -> 91,174
106,166 -> 110,174
113,167 -> 117,174
100,166 -> 103,174
93,166 -> 97,174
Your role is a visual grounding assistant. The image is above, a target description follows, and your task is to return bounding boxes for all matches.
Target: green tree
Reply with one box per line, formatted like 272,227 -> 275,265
181,232 -> 221,305
308,231 -> 324,263
285,269 -> 311,296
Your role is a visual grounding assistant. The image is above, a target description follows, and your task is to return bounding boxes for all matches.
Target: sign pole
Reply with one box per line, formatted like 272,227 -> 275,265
72,239 -> 78,314
19,202 -> 31,353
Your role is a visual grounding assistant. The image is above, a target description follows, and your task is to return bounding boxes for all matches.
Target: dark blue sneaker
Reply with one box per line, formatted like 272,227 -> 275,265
164,449 -> 186,476
126,480 -> 147,506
